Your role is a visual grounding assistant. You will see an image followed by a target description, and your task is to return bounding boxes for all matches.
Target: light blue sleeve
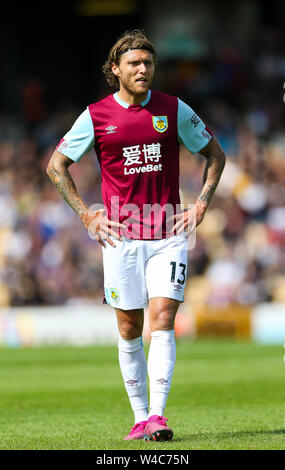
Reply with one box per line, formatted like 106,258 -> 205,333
56,108 -> 95,162
177,99 -> 213,154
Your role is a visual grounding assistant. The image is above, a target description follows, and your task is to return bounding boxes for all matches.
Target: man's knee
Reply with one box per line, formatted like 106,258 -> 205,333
119,321 -> 143,340
151,310 -> 175,331
149,298 -> 180,332
115,308 -> 144,340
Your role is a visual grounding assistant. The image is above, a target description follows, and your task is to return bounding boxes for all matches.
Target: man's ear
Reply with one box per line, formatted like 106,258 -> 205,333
111,63 -> 120,78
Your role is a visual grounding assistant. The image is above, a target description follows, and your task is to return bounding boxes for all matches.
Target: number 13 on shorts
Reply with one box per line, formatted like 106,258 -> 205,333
145,243 -> 188,303
170,261 -> 186,285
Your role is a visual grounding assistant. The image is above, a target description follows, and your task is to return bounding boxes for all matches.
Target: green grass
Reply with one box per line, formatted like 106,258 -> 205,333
0,340 -> 284,450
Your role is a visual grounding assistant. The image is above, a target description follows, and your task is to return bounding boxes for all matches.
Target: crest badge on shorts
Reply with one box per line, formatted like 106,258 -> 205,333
152,116 -> 168,133
109,288 -> 119,302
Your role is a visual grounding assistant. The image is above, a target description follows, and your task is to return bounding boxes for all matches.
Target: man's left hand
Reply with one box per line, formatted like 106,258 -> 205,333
169,201 -> 206,235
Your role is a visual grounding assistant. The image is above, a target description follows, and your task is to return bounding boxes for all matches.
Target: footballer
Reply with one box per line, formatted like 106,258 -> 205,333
46,29 -> 226,441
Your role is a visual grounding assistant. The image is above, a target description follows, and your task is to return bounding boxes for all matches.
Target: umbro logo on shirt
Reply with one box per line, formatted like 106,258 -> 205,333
105,125 -> 117,134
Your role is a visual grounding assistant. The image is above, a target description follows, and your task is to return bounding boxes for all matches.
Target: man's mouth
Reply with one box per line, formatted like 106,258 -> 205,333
136,78 -> 148,83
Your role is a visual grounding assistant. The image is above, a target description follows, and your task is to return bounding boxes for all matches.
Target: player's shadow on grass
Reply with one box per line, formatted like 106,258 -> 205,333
190,428 -> 285,440
138,429 -> 285,444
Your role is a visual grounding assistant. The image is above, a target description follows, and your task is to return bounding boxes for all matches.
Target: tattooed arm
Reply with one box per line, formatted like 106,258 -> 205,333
171,137 -> 226,234
46,150 -> 89,217
197,137 -> 226,212
46,150 -> 124,247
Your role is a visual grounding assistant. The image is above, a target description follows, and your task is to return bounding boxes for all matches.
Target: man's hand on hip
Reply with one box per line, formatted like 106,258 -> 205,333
80,208 -> 126,247
170,201 -> 206,236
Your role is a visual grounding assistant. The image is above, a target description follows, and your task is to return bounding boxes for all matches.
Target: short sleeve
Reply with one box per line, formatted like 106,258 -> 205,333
177,99 -> 213,154
56,108 -> 95,162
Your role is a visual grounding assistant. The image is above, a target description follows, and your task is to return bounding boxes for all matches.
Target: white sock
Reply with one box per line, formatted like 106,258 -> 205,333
118,335 -> 148,423
147,329 -> 176,418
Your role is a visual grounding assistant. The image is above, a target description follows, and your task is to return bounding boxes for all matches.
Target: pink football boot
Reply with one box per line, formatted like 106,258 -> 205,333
143,415 -> 173,441
123,420 -> 148,440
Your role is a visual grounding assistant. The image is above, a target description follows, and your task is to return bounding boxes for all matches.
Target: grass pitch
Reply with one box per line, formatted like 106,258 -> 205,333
0,340 -> 284,450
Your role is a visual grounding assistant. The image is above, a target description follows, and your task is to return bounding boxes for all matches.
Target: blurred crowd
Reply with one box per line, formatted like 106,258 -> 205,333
0,24 -> 285,308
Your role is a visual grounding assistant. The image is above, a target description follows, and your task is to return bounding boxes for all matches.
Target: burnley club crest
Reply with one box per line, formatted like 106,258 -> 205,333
152,116 -> 168,133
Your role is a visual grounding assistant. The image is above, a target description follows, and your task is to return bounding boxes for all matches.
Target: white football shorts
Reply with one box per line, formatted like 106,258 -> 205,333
102,233 -> 188,310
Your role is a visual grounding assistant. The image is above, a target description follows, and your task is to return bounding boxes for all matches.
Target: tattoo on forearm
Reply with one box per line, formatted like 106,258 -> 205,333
199,142 -> 226,207
47,165 -> 88,217
199,183 -> 218,205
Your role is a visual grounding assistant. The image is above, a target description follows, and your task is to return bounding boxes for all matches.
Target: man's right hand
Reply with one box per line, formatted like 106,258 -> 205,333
80,208 -> 126,247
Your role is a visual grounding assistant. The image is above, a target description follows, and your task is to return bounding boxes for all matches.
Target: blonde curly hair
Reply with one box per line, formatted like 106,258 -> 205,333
102,29 -> 157,89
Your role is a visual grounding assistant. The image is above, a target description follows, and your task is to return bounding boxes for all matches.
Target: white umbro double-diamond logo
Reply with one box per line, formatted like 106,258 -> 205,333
105,125 -> 117,134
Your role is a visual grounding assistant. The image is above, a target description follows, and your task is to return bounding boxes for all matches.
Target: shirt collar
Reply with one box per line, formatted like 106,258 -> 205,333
113,90 -> 151,109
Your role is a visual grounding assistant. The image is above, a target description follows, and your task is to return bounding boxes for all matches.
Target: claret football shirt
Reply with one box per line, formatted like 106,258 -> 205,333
57,90 -> 213,239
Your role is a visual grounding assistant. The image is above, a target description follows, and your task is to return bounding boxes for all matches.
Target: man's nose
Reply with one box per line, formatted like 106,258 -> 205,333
138,63 -> 147,74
